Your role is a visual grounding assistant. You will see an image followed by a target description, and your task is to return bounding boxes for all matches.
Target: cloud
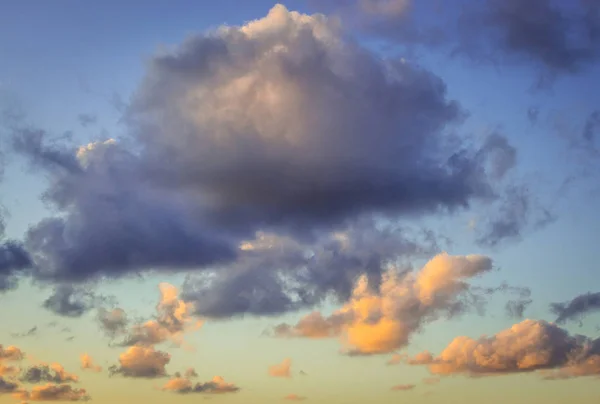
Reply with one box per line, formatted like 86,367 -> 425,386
408,319 -> 600,378
96,307 -> 128,338
109,346 -> 170,378
42,285 -> 97,317
0,214 -> 32,291
551,292 -> 600,325
182,219 -> 440,318
0,345 -> 24,362
268,358 -> 292,378
284,393 -> 307,400
527,107 -> 540,124
475,184 -> 555,248
80,354 -> 102,373
20,364 -> 78,384
386,353 -> 406,365
391,384 -> 415,391
13,383 -> 90,401
0,377 -> 19,394
162,375 -> 240,394
272,253 -> 493,355
505,299 -> 532,319
10,326 -> 38,338
116,283 -> 201,347
76,114 -> 97,128
10,4 -> 508,297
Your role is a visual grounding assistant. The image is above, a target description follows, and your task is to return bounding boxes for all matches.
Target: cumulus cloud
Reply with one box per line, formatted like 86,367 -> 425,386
272,253 -> 493,355
80,354 -> 102,373
268,358 -> 292,378
109,346 -> 170,378
391,384 -> 415,391
96,307 -> 128,338
0,345 -> 24,362
162,375 -> 240,394
14,383 -> 90,401
284,393 -> 307,400
182,219 -> 440,318
42,285 -> 98,317
9,4 -> 512,302
551,292 -> 600,325
116,283 -> 201,347
408,319 -> 600,378
20,363 -> 78,384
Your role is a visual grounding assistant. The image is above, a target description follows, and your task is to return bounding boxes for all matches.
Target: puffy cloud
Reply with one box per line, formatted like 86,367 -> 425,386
109,346 -> 170,378
268,358 -> 292,378
117,283 -> 201,347
391,384 -> 415,391
408,319 -> 600,378
284,393 -> 307,401
80,354 -> 101,373
11,3 -> 505,296
20,364 -> 78,384
272,253 -> 493,355
182,219 -> 440,318
96,307 -> 128,338
0,345 -> 24,362
42,285 -> 97,318
13,383 -> 90,401
162,375 -> 240,394
551,292 -> 600,325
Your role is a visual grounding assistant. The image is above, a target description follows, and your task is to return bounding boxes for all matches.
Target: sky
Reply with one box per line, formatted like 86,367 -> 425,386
1,0 -> 600,403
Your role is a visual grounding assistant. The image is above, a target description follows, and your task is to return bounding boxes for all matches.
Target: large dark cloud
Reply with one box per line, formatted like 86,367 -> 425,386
315,0 -> 600,80
551,292 -> 600,325
6,5 -> 525,319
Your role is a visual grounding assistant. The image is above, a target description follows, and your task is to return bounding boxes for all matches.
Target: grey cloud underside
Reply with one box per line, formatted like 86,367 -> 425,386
551,292 -> 600,324
5,5 -> 528,318
0,213 -> 32,292
42,285 -> 99,317
0,377 -> 18,393
321,0 -> 600,78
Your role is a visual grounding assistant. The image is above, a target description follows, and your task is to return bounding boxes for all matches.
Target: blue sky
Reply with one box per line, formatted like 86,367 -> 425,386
1,1 -> 600,403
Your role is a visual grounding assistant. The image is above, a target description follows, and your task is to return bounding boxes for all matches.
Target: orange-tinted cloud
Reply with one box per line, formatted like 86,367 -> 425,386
118,283 -> 202,347
284,393 -> 307,400
386,353 -> 406,365
13,383 -> 90,401
80,354 -> 102,372
274,253 -> 493,355
269,358 -> 292,378
0,345 -> 24,362
391,384 -> 415,391
109,346 -> 170,378
409,319 -> 600,378
162,375 -> 240,394
20,363 -> 78,384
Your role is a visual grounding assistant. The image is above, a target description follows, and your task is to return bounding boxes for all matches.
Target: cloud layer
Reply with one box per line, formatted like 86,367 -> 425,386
273,253 -> 493,355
